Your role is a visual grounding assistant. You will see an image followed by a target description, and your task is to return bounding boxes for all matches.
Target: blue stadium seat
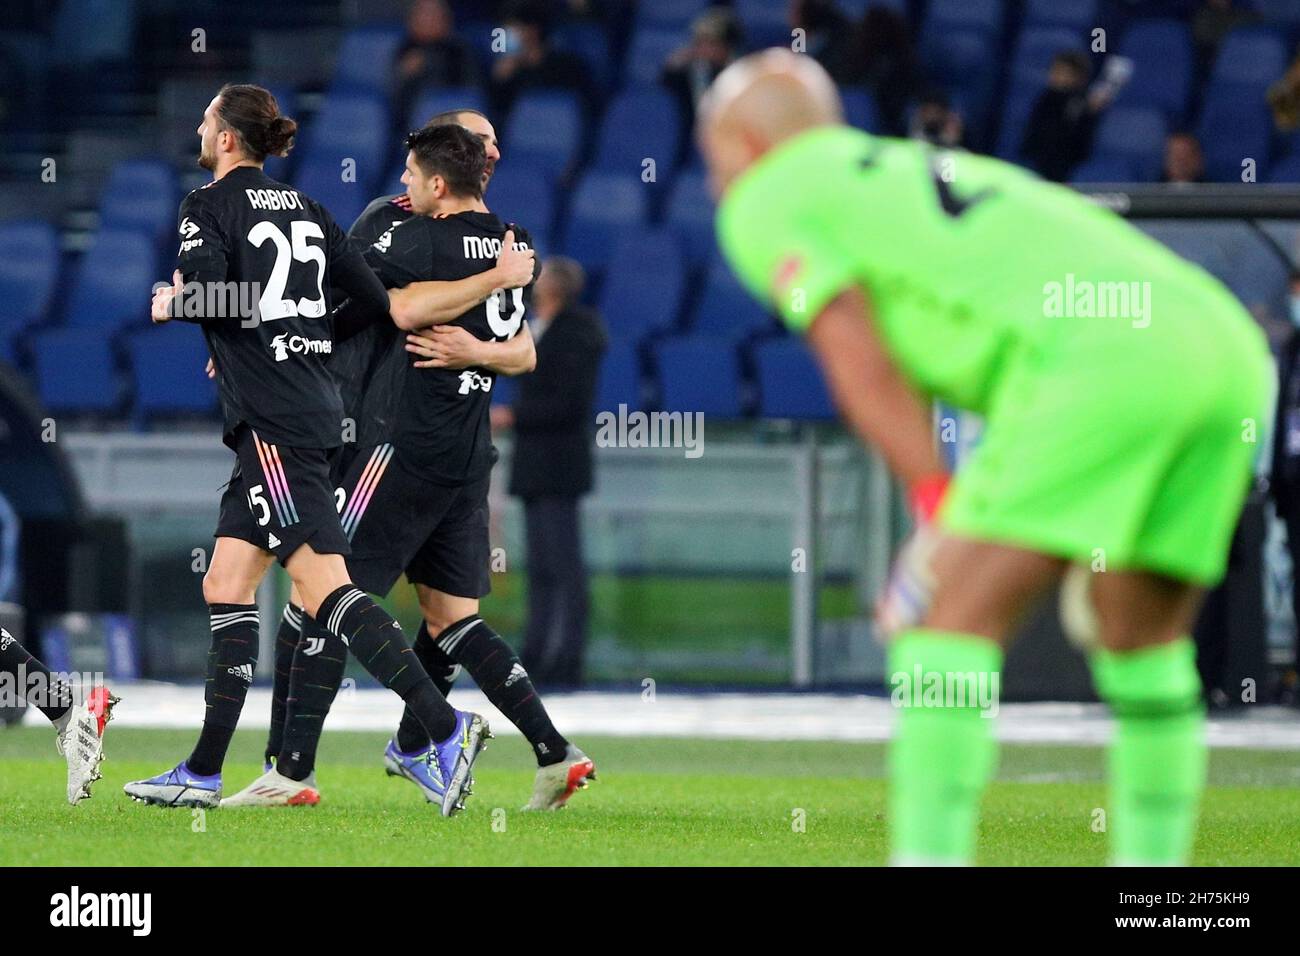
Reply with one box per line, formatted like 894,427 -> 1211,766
503,91 -> 583,181
753,338 -> 835,420
1269,153 -> 1300,183
64,228 -> 157,332
298,92 -> 391,193
486,162 -> 557,253
593,88 -> 681,175
98,160 -> 178,241
690,262 -> 776,341
595,339 -> 644,413
664,169 -> 716,262
1197,90 -> 1272,183
32,327 -> 121,414
923,0 -> 1004,36
562,172 -> 648,274
1211,27 -> 1288,88
839,0 -> 907,17
0,221 -> 59,350
293,156 -> 373,230
124,324 -> 217,418
625,27 -> 683,88
1009,27 -> 1086,90
841,88 -> 882,133
1069,154 -> 1139,183
554,20 -> 615,89
995,86 -> 1044,163
918,31 -> 1000,138
1251,0 -> 1300,26
406,85 -> 488,132
51,0 -> 138,65
598,231 -> 685,342
634,0 -> 711,31
330,25 -> 405,95
655,336 -> 745,417
490,373 -> 517,409
1024,0 -> 1098,31
1091,107 -> 1168,181
734,0 -> 793,49
1116,19 -> 1193,124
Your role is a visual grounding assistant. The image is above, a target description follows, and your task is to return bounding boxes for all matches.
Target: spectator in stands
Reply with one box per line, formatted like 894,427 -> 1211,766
1161,131 -> 1206,184
790,0 -> 851,74
1270,50 -> 1300,132
908,89 -> 965,149
490,0 -> 598,118
1269,271 -> 1300,704
824,5 -> 921,136
393,0 -> 481,124
661,8 -> 743,131
1192,0 -> 1259,72
1019,51 -> 1113,182
496,257 -> 607,687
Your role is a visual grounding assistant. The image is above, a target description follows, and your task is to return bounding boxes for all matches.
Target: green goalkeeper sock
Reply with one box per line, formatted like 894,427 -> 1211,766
887,629 -> 1002,866
1090,637 -> 1206,866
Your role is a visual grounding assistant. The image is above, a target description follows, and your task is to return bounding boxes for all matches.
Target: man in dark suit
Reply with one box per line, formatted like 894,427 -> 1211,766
494,257 -> 607,685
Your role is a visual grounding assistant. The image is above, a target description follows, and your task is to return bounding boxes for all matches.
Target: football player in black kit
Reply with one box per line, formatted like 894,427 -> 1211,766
123,85 -> 490,815
251,119 -> 595,811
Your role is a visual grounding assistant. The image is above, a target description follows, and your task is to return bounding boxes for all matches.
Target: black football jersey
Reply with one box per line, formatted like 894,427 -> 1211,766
349,193 -> 416,247
173,166 -> 387,450
360,210 -> 534,485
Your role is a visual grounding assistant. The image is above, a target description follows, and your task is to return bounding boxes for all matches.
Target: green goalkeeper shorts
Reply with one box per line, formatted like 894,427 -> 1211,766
939,309 -> 1274,586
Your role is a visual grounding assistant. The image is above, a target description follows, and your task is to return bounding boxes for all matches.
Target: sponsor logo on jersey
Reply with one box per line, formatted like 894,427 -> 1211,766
462,235 -> 529,260
177,216 -> 204,253
244,188 -> 306,211
372,229 -> 394,253
457,370 -> 493,395
0,627 -> 12,650
269,332 -> 332,362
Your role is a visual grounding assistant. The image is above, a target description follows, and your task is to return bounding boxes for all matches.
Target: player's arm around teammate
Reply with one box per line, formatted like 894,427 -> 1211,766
386,228 -> 534,329
404,318 -> 536,374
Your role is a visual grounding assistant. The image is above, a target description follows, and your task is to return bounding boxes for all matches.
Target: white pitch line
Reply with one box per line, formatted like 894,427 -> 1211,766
22,682 -> 1300,750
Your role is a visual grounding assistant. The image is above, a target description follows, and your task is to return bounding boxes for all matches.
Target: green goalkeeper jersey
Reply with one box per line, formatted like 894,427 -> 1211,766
715,125 -> 1252,414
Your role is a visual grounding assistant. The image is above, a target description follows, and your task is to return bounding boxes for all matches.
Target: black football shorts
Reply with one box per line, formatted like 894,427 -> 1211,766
336,442 -> 492,598
215,424 -> 351,565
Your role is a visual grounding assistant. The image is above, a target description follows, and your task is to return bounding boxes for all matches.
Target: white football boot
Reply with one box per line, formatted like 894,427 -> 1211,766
522,744 -> 596,811
220,766 -> 321,807
57,686 -> 119,805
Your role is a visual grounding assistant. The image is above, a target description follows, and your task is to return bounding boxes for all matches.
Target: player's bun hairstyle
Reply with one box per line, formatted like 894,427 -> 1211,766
215,84 -> 297,162
404,123 -> 486,199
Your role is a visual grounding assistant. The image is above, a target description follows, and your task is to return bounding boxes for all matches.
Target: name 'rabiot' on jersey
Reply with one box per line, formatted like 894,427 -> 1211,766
174,166 -> 386,450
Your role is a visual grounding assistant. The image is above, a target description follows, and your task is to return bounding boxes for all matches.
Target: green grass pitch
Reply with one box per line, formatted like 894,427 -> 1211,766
1,727 -> 1297,865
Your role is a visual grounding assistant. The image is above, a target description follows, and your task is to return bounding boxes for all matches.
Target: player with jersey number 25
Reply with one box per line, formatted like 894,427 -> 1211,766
127,84 -> 491,816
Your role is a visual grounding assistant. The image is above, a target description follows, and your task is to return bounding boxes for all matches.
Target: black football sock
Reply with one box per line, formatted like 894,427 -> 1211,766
439,616 -> 570,766
265,603 -> 302,765
0,628 -> 73,724
395,621 -> 462,753
187,604 -> 259,776
317,585 -> 457,742
277,614 -> 348,781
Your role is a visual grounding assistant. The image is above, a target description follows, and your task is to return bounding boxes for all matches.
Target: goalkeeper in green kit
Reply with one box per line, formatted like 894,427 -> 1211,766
700,50 -> 1273,866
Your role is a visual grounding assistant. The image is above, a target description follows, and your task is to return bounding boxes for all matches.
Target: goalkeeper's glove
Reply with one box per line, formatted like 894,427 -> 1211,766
874,474 -> 949,641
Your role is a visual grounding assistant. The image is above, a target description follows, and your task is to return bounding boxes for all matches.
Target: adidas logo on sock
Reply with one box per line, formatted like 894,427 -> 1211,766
504,662 -> 528,688
227,663 -> 254,684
